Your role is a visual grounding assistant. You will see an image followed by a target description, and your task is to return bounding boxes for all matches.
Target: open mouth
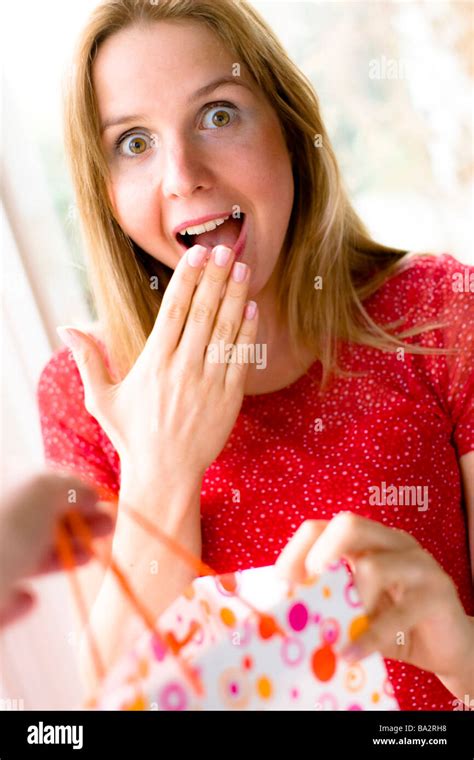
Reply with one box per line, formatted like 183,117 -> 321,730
176,213 -> 247,258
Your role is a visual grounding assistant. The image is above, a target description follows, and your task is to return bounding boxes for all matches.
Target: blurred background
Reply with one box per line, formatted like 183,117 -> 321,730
1,0 -> 473,709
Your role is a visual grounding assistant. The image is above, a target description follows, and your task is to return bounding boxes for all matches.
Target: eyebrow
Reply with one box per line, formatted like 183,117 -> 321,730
100,75 -> 252,134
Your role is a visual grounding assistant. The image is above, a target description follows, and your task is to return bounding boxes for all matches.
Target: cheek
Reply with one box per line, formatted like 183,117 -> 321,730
234,127 -> 293,216
108,173 -> 154,240
264,145 -> 294,216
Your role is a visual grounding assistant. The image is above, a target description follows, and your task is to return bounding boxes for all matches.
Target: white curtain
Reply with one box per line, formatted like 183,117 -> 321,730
1,81 -> 90,709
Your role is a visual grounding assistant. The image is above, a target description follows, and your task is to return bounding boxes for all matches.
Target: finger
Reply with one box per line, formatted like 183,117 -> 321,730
87,512 -> 114,536
0,474 -> 97,565
340,590 -> 422,663
62,511 -> 114,539
305,512 -> 415,576
56,511 -> 113,556
204,261 -> 251,377
28,512 -> 112,576
56,328 -> 113,416
275,520 -> 329,583
41,474 -> 100,517
33,547 -> 93,575
144,244 -> 209,359
178,245 -> 237,367
34,521 -> 109,574
5,472 -> 98,515
0,588 -> 35,627
351,548 -> 427,614
223,299 -> 261,390
54,477 -> 99,512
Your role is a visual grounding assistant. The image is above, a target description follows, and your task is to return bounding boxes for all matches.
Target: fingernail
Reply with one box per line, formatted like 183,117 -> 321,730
187,245 -> 208,267
244,301 -> 257,320
214,246 -> 232,267
232,262 -> 248,283
341,643 -> 364,663
57,326 -> 82,350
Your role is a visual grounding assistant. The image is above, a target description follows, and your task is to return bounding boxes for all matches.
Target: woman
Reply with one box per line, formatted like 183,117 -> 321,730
37,0 -> 473,709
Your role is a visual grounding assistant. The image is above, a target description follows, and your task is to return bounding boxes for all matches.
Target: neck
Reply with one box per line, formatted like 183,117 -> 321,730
243,263 -> 315,395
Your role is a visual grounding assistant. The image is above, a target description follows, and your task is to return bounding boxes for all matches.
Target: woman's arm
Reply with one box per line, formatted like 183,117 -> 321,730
437,452 -> 474,703
460,451 -> 474,586
61,244 -> 258,697
79,469 -> 202,697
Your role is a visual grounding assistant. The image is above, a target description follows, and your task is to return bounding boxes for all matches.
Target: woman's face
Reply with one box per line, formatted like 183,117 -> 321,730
93,20 -> 294,297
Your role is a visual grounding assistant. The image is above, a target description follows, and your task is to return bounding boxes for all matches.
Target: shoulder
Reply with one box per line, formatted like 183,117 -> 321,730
389,251 -> 471,288
38,345 -> 82,404
364,252 -> 473,329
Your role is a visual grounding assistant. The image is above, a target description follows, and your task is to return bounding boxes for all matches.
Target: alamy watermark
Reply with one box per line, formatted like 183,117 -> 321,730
368,481 -> 429,512
452,695 -> 474,711
0,697 -> 25,710
452,268 -> 474,293
369,56 -> 411,80
207,340 -> 267,370
27,722 -> 83,750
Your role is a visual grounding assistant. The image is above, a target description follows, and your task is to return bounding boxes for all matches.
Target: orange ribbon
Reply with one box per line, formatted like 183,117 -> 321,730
55,483 -> 287,706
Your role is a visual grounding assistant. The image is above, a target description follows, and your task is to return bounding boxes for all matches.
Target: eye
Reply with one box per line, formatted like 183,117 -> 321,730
201,103 -> 237,130
115,132 -> 153,158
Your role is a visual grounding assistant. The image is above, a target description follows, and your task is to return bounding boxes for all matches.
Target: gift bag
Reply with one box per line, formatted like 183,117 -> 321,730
94,562 -> 399,711
55,495 -> 399,711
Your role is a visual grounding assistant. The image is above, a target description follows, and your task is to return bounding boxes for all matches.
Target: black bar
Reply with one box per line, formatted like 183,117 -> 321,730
0,710 -> 473,757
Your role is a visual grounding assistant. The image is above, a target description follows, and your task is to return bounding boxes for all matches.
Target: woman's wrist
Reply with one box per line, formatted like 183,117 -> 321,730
80,469 -> 203,694
114,463 -> 203,558
120,459 -> 203,498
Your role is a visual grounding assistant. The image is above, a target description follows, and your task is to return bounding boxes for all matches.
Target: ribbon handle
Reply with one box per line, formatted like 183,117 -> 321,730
55,483 -> 287,706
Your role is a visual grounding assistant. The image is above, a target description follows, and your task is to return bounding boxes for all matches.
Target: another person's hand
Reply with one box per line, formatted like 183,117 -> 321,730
0,473 -> 112,626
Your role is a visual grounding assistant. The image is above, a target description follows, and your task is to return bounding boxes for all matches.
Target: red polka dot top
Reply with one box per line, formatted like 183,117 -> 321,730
37,253 -> 474,711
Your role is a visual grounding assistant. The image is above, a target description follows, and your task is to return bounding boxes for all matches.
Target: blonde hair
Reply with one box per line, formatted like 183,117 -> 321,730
64,0 -> 449,387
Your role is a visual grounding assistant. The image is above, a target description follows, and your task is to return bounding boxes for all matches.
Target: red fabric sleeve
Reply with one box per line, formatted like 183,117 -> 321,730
395,253 -> 474,457
37,346 -> 120,497
442,257 -> 474,457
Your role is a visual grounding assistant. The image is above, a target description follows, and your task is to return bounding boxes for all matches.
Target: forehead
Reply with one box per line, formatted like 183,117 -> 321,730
93,20 -> 255,115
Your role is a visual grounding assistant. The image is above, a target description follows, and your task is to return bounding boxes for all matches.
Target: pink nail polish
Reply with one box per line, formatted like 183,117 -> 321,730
341,644 -> 364,663
187,245 -> 208,267
232,262 -> 247,283
214,246 -> 232,267
244,301 -> 257,320
57,327 -> 82,350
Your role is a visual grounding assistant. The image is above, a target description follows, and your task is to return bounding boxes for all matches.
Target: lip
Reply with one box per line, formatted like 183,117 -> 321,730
233,213 -> 248,259
174,211 -> 248,259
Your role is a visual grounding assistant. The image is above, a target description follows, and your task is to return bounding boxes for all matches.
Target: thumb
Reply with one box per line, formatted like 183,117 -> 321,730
275,519 -> 329,584
56,327 -> 113,413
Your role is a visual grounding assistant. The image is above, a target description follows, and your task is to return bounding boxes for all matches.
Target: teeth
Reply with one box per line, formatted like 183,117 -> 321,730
179,215 -> 229,237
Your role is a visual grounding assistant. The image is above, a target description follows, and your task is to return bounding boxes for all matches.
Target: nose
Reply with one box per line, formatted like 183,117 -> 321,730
160,137 -> 211,199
